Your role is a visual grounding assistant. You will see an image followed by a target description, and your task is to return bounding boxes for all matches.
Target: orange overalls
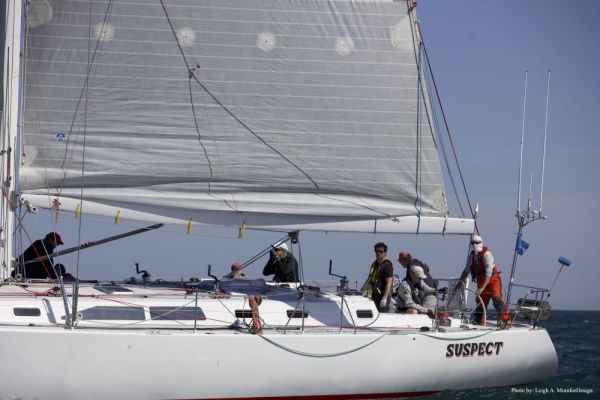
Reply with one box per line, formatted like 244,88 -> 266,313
469,247 -> 510,325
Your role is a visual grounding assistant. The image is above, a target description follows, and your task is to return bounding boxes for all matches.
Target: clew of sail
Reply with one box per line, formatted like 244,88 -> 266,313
18,0 -> 473,233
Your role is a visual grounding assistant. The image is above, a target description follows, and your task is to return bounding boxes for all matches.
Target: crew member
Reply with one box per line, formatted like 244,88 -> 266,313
395,278 -> 435,315
16,232 -> 64,279
458,235 -> 510,326
361,242 -> 393,312
263,243 -> 299,282
231,262 -> 245,278
397,251 -> 437,313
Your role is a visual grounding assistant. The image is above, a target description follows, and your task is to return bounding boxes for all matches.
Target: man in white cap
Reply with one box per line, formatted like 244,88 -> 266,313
263,242 -> 299,282
458,235 -> 510,326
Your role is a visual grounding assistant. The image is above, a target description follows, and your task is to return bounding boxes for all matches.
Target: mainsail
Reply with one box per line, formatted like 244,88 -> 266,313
18,0 -> 472,233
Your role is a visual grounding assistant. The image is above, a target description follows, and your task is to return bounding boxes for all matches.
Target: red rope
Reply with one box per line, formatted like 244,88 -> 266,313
248,294 -> 263,334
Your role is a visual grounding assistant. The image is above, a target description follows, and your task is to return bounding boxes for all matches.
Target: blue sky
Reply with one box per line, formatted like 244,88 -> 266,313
18,0 -> 599,310
414,0 -> 600,309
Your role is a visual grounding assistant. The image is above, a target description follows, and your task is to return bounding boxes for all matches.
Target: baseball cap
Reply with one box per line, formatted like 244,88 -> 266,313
231,262 -> 242,271
45,232 -> 64,245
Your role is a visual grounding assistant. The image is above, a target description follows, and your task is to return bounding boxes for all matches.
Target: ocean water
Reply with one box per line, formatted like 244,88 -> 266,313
421,310 -> 600,399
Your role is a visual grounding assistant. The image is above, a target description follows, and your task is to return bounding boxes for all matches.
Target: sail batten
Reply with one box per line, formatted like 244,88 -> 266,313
19,0 -> 463,233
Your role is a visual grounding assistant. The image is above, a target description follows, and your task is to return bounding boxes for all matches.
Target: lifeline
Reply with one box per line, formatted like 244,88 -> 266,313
445,341 -> 504,358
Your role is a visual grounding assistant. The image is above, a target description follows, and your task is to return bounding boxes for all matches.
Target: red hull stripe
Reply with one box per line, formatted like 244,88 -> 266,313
173,391 -> 439,400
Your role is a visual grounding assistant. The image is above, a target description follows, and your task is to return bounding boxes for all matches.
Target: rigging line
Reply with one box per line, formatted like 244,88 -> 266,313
419,28 -> 477,229
420,329 -> 496,341
407,2 -> 423,223
158,0 -> 319,190
58,0 -> 114,191
187,73 -> 214,186
431,104 -> 465,216
210,81 -> 390,218
258,333 -> 386,358
192,68 -> 240,213
313,193 -> 394,219
420,47 -> 465,217
406,13 -> 460,217
71,0 -> 97,328
186,54 -> 320,191
190,54 -> 240,212
414,45 -> 423,221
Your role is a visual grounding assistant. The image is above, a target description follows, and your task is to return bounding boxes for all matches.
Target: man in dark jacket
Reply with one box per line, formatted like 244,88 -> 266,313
263,243 -> 299,282
17,232 -> 64,279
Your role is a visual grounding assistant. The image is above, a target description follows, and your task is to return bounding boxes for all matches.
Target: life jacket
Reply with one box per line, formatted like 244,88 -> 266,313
469,247 -> 498,280
408,280 -> 423,305
405,258 -> 437,289
367,259 -> 390,297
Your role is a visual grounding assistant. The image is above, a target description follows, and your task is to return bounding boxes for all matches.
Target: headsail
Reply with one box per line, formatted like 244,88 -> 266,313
19,0 -> 472,233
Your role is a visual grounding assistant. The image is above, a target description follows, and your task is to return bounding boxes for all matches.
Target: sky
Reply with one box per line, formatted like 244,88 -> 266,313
13,0 -> 600,310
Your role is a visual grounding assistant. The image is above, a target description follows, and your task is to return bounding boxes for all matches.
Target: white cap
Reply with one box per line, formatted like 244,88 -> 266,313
275,242 -> 288,251
471,235 -> 483,243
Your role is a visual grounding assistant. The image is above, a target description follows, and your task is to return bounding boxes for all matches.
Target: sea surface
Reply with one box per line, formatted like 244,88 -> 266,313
418,310 -> 600,399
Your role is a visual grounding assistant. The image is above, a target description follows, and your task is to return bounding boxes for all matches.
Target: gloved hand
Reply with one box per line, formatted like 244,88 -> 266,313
438,287 -> 448,295
426,309 -> 435,319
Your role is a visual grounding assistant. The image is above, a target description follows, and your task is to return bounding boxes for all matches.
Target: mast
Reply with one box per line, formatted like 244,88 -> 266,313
0,0 -> 25,280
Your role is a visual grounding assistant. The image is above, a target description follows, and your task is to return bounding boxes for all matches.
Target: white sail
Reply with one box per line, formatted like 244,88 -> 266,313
18,0 -> 471,233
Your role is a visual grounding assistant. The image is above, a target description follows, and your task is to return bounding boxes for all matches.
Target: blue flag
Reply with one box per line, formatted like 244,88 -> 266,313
516,233 -> 530,255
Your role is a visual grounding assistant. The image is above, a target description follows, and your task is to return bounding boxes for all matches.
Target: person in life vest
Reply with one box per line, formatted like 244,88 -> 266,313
397,251 -> 437,313
360,242 -> 393,312
458,235 -> 510,326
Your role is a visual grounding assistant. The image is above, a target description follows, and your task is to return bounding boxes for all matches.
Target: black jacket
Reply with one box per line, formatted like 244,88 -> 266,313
263,252 -> 299,282
18,238 -> 58,279
405,258 -> 437,289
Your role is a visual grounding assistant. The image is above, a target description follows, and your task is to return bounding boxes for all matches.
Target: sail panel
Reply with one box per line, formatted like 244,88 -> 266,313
20,0 -> 452,229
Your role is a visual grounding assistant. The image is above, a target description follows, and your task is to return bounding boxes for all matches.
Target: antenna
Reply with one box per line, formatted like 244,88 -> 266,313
528,174 -> 533,213
517,71 -> 528,213
539,70 -> 551,213
507,71 -> 552,306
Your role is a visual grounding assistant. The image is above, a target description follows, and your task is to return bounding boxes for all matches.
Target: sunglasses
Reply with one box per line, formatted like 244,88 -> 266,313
375,250 -> 386,254
471,241 -> 482,244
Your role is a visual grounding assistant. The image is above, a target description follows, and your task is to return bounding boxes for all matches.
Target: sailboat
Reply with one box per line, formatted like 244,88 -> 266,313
0,0 -> 557,399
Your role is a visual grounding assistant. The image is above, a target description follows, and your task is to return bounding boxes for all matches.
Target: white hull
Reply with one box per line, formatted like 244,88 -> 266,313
0,326 -> 556,400
0,282 -> 557,399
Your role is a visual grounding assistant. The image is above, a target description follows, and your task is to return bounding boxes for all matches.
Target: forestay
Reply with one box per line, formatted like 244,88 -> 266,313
19,0 -> 472,233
